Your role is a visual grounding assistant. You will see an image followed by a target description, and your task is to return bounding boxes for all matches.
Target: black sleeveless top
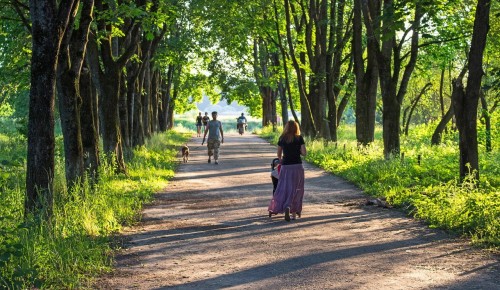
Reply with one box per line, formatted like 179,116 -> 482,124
278,135 -> 305,165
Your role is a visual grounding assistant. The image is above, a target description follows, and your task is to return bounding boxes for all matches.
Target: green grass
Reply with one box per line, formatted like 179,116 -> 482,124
0,130 -> 190,288
258,123 -> 500,247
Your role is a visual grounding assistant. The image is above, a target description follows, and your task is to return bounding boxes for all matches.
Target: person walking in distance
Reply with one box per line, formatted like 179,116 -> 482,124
202,112 -> 210,134
268,120 -> 306,221
195,112 -> 203,137
202,111 -> 224,164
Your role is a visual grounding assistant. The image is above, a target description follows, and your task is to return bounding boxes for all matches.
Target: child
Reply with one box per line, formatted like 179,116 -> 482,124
270,158 -> 281,194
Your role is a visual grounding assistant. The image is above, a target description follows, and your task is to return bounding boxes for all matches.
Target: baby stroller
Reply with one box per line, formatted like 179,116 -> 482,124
269,158 -> 281,217
271,158 -> 280,194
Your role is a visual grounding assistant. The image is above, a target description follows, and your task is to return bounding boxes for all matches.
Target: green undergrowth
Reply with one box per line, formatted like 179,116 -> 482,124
258,124 -> 500,247
0,130 -> 190,288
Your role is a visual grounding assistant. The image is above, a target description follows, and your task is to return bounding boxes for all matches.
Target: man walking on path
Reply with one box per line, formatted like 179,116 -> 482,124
202,111 -> 224,164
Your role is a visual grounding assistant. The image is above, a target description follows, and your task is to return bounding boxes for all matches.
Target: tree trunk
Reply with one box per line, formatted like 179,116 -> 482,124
99,65 -> 127,173
353,0 -> 378,145
119,73 -> 130,148
159,65 -> 173,132
56,0 -> 93,189
480,92 -> 492,152
93,0 -> 141,170
167,100 -> 175,130
151,69 -> 159,133
431,104 -> 454,145
118,74 -> 132,149
284,0 -> 316,136
164,65 -> 175,130
57,70 -> 85,188
26,0 -> 78,215
337,82 -> 353,127
132,76 -> 145,146
453,0 -> 490,181
278,80 -> 288,125
367,1 -> 422,157
404,83 -> 431,135
272,0 -> 297,126
80,65 -> 100,181
261,87 -> 277,127
439,68 -> 446,118
308,0 -> 330,139
143,60 -> 152,139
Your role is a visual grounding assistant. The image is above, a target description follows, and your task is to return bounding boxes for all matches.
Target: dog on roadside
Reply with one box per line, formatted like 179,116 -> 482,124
181,144 -> 189,163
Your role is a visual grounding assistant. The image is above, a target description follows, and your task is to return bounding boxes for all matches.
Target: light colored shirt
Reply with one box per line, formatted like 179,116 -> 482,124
207,120 -> 222,140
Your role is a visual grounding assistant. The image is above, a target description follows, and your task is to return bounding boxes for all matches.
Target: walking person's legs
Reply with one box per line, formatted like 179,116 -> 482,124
213,140 -> 221,164
207,140 -> 214,163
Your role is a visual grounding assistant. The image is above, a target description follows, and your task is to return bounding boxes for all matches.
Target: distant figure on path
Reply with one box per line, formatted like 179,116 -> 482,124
202,112 -> 210,133
268,120 -> 306,221
195,112 -> 203,137
202,111 -> 224,164
236,113 -> 248,134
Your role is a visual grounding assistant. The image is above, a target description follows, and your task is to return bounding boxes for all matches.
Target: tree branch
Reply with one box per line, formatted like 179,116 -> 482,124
10,0 -> 31,33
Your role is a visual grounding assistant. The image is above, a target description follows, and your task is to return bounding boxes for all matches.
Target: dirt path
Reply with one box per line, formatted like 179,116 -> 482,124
100,133 -> 499,290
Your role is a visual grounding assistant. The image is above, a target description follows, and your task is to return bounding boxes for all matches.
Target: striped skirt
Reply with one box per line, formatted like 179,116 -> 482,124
268,163 -> 304,214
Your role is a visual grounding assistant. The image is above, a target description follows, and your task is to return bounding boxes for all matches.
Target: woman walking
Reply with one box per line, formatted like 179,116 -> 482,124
268,120 -> 306,221
195,112 -> 203,137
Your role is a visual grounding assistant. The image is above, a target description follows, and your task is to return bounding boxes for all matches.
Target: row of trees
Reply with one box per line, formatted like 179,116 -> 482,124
194,0 -> 496,181
0,0 -> 201,215
0,0 -> 496,216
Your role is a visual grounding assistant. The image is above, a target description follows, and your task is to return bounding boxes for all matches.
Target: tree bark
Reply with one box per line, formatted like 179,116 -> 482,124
93,0 -> 141,171
284,0 -> 316,136
159,64 -> 174,132
143,60 -> 152,138
353,0 -> 378,145
119,73 -> 130,148
431,104 -> 454,145
99,64 -> 127,172
151,69 -> 160,133
404,82 -> 431,135
453,0 -> 491,181
308,0 -> 330,139
272,0 -> 299,125
26,0 -> 78,215
80,64 -> 100,181
56,0 -> 93,189
480,92 -> 492,152
364,0 -> 423,157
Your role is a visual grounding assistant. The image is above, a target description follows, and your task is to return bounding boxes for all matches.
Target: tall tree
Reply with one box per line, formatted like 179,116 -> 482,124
26,0 -> 79,214
89,0 -> 142,173
57,0 -> 95,188
453,0 -> 491,181
363,0 -> 424,158
353,0 -> 378,145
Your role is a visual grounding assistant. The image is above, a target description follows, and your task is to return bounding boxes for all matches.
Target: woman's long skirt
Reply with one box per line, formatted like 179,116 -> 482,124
268,163 -> 304,214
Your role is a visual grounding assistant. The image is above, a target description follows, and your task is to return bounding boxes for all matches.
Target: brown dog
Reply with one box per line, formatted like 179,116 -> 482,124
181,144 -> 189,163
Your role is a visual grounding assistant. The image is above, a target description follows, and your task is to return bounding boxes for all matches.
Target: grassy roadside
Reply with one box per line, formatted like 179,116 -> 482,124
258,125 -> 499,248
0,130 -> 191,288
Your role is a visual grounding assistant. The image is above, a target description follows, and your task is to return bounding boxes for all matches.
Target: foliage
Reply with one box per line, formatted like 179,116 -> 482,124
0,131 -> 190,288
258,124 -> 500,247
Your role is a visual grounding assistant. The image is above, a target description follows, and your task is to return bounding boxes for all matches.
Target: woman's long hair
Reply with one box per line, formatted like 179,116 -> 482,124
280,120 -> 301,143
